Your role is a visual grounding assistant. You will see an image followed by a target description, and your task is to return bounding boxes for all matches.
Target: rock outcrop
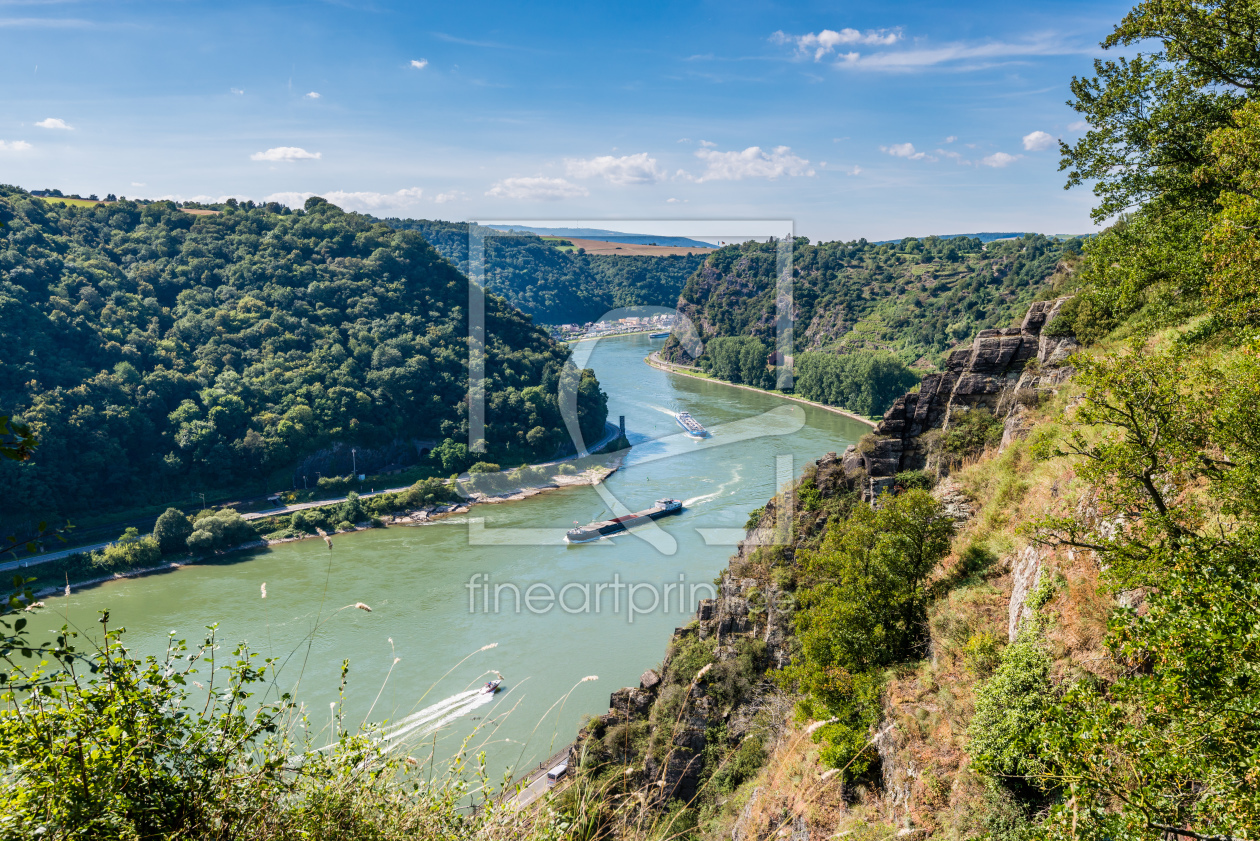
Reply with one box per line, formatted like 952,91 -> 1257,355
846,297 -> 1078,498
556,299 -> 1080,832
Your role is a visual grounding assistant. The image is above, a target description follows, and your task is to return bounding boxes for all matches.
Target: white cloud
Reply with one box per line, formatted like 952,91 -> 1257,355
131,181 -> 146,187
0,140 -> 31,152
832,36 -> 1077,72
1022,130 -> 1056,151
847,165 -> 863,176
688,145 -> 815,181
773,27 -> 901,61
486,177 -> 588,201
935,148 -> 971,165
305,91 -> 321,99
35,117 -> 71,130
250,146 -> 321,162
697,139 -> 717,148
565,152 -> 664,185
1067,120 -> 1090,132
230,88 -> 244,95
263,188 -> 425,214
882,142 -> 934,161
944,135 -> 957,143
666,197 -> 687,203
982,152 -> 1022,168
410,59 -> 428,69
434,190 -> 465,204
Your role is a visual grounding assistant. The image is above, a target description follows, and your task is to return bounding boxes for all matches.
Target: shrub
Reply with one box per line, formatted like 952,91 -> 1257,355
336,491 -> 364,524
92,528 -> 161,572
0,623 -> 498,839
185,509 -> 257,555
152,508 -> 194,555
315,474 -> 356,494
288,509 -> 314,532
969,627 -> 1053,786
334,521 -> 355,533
894,469 -> 935,491
940,407 -> 1004,459
962,631 -> 1004,676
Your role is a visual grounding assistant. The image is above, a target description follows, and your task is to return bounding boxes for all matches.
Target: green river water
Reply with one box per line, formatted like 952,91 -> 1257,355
25,333 -> 868,784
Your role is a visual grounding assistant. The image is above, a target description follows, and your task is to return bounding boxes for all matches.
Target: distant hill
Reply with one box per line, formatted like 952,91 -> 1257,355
874,232 -> 1091,245
484,225 -> 715,250
384,219 -> 706,324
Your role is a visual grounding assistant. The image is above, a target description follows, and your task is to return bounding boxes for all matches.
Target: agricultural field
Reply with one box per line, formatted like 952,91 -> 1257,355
546,236 -> 715,256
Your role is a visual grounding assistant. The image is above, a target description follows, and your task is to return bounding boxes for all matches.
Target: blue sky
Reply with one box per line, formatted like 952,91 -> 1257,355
1,0 -> 1133,241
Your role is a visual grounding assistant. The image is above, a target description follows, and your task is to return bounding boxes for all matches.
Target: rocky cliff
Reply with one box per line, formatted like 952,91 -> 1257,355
554,297 -> 1080,834
845,296 -> 1078,498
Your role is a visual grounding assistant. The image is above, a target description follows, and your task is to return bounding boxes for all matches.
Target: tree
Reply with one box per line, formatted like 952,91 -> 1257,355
153,508 -> 194,555
784,489 -> 954,776
1017,340 -> 1260,840
430,439 -> 470,474
1060,0 -> 1260,222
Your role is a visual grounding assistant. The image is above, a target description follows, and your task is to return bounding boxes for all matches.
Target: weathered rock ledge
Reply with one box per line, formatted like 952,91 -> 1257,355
847,297 -> 1078,498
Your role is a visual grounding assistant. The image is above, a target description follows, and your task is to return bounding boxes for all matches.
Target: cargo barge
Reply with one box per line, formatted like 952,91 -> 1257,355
675,411 -> 708,438
648,331 -> 670,339
565,498 -> 683,543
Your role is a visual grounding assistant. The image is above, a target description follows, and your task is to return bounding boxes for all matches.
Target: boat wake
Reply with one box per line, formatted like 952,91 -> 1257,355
381,687 -> 499,745
684,466 -> 743,508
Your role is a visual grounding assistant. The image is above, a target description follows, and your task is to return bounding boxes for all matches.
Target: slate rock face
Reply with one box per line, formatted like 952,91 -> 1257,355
856,297 -> 1077,493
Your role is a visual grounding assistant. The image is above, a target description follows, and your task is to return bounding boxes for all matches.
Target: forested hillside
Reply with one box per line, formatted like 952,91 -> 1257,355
665,233 -> 1080,369
387,218 -> 706,323
0,190 -> 607,527
655,233 -> 1080,415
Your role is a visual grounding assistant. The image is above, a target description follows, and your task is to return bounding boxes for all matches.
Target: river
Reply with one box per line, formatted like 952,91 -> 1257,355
23,333 -> 867,785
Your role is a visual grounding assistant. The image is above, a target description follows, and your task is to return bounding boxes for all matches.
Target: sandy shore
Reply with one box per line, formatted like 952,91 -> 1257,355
644,352 -> 877,428
37,457 -> 622,598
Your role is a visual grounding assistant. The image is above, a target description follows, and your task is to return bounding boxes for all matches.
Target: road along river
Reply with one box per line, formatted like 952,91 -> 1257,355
22,333 -> 869,788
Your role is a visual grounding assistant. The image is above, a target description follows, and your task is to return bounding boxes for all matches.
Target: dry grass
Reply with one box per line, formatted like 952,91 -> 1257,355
718,725 -> 849,841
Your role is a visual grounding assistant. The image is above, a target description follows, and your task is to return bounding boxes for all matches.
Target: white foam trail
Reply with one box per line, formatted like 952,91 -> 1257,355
379,688 -> 497,745
384,691 -> 497,744
647,405 -> 677,418
685,465 -> 743,507
303,687 -> 498,761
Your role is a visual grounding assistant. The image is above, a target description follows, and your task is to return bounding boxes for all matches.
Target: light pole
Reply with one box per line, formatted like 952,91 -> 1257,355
352,447 -> 357,478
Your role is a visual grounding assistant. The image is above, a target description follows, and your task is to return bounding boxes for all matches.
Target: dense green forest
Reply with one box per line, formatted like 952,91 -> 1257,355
696,336 -> 921,416
665,233 -> 1080,368
0,190 -> 607,529
659,232 -> 1078,415
386,219 -> 706,324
